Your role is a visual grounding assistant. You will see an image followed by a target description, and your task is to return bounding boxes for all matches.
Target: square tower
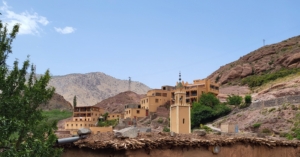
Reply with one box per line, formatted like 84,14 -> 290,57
169,77 -> 191,134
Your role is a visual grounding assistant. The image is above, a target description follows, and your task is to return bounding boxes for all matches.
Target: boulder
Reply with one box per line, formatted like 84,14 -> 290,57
193,129 -> 206,136
114,126 -> 139,138
77,128 -> 91,135
241,64 -> 253,77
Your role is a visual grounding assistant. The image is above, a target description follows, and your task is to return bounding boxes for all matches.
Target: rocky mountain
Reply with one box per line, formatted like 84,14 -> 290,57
208,35 -> 300,85
39,93 -> 73,111
49,72 -> 150,106
94,91 -> 145,113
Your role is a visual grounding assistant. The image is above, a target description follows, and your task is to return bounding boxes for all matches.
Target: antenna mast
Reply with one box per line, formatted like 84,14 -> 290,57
263,39 -> 265,46
128,77 -> 131,91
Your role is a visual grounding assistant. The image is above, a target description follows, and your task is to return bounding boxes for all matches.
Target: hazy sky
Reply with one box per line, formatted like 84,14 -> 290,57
2,1 -> 300,89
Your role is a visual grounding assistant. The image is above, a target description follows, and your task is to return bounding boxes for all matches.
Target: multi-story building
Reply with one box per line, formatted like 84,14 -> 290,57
107,113 -> 124,120
124,104 -> 147,119
140,79 -> 219,113
65,106 -> 112,134
140,85 -> 173,112
171,79 -> 219,105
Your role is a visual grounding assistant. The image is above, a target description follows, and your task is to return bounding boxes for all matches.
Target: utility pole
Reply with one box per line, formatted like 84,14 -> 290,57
128,77 -> 131,91
263,39 -> 265,46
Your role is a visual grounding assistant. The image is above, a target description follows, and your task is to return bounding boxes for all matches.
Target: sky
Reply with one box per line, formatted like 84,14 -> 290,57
1,1 -> 300,89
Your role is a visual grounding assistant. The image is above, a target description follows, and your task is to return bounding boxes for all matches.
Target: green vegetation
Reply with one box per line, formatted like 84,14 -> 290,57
200,124 -> 212,133
244,95 -> 252,104
191,93 -> 231,128
163,126 -> 170,132
98,119 -> 118,127
252,123 -> 261,128
73,95 -> 77,108
291,113 -> 300,140
157,118 -> 163,124
262,128 -> 271,134
268,108 -> 276,113
241,68 -> 300,88
42,110 -> 73,125
0,23 -> 62,156
227,94 -> 243,106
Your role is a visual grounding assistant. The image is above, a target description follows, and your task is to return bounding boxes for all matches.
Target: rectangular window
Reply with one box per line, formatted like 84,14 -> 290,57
183,118 -> 185,124
162,93 -> 167,97
156,93 -> 161,96
155,99 -> 158,103
137,110 -> 140,114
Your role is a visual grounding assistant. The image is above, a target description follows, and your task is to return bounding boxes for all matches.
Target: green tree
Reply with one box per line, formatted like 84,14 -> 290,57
0,22 -> 62,156
73,95 -> 77,108
191,93 -> 231,128
227,94 -> 243,105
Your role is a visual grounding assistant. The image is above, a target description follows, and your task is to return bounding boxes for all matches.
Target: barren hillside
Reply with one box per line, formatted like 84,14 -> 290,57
49,72 -> 150,106
208,35 -> 300,85
94,91 -> 145,113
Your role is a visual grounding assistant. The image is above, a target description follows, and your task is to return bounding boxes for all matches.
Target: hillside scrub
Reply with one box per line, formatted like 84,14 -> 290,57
241,68 -> 300,88
191,93 -> 231,128
227,94 -> 243,106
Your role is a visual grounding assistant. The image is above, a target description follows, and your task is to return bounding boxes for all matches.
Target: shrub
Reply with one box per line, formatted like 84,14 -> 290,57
269,108 -> 276,112
163,126 -> 170,132
244,95 -> 252,104
239,102 -> 250,109
227,94 -> 243,106
157,118 -> 163,124
200,124 -> 212,133
262,128 -> 271,134
252,123 -> 261,128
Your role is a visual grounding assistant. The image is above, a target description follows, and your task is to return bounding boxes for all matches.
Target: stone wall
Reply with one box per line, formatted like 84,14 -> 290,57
250,95 -> 300,109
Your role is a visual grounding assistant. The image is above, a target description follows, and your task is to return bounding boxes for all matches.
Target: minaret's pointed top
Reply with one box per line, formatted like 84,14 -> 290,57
179,71 -> 181,82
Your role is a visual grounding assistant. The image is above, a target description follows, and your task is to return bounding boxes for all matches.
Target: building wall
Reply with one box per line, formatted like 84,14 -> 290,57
65,121 -> 97,130
141,89 -> 171,112
89,126 -> 113,134
221,124 -> 238,133
178,106 -> 190,134
170,106 -> 177,133
107,113 -> 124,120
124,108 -> 146,119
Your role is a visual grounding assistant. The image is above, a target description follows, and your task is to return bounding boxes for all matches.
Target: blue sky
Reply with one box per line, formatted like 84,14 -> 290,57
1,1 -> 300,89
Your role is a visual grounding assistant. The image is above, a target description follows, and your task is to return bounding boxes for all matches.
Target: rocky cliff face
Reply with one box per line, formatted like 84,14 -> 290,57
94,91 -> 145,113
49,72 -> 150,106
208,35 -> 300,84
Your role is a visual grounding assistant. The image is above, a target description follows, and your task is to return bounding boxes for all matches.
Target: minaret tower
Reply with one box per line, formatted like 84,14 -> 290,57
169,72 -> 191,134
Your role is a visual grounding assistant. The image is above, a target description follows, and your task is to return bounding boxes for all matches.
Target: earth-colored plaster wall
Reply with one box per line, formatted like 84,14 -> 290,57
62,144 -> 300,157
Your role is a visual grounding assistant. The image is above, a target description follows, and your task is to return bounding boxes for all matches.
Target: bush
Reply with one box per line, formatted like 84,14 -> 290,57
269,108 -> 276,112
239,103 -> 250,109
157,118 -> 163,124
252,123 -> 261,128
244,95 -> 252,104
262,128 -> 271,134
163,126 -> 170,132
200,124 -> 212,132
227,94 -> 243,106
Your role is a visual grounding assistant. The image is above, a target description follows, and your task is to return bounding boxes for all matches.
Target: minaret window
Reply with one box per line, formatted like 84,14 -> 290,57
183,118 -> 185,124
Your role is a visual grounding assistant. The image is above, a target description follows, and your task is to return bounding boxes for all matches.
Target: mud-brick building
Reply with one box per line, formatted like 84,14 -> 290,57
65,106 -> 112,134
124,104 -> 147,120
140,86 -> 173,112
170,79 -> 219,105
107,113 -> 124,120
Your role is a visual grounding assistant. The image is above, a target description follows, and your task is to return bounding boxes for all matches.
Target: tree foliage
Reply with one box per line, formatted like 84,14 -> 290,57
73,95 -> 77,108
0,21 -> 62,156
226,94 -> 243,106
191,93 -> 231,128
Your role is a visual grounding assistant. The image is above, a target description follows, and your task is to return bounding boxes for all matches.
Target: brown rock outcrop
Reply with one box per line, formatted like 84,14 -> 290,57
208,35 -> 300,85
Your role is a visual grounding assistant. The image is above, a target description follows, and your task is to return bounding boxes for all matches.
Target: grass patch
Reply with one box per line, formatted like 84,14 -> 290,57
252,123 -> 261,128
98,119 -> 118,127
42,109 -> 73,125
241,68 -> 300,88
